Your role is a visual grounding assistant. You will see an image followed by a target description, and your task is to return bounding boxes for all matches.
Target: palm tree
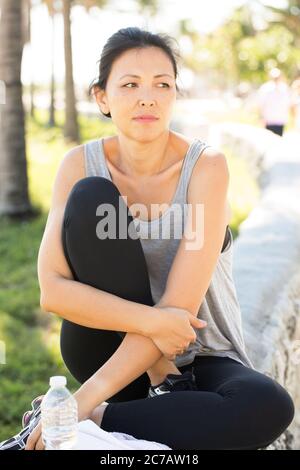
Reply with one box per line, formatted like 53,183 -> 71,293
62,0 -> 79,142
42,0 -> 107,142
256,0 -> 300,78
262,0 -> 300,47
0,0 -> 33,217
63,0 -> 108,142
44,0 -> 57,127
21,0 -> 36,119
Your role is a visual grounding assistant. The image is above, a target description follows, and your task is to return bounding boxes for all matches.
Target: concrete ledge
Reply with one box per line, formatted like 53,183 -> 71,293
209,124 -> 300,449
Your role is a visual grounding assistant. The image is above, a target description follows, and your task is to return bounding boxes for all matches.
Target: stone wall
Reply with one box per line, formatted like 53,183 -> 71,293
209,123 -> 300,449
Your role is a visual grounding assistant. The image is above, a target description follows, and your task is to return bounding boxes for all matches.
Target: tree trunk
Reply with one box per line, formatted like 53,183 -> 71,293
48,10 -> 56,127
62,0 -> 79,143
0,0 -> 32,217
25,0 -> 36,119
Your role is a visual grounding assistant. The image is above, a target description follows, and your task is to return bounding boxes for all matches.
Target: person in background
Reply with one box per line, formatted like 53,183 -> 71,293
257,67 -> 292,136
291,77 -> 300,133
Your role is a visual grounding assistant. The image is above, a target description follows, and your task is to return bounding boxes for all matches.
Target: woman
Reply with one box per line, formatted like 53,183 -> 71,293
1,27 -> 294,451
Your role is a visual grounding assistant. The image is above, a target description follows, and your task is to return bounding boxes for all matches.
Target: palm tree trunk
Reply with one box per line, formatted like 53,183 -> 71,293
62,0 -> 79,143
30,69 -> 35,119
48,10 -> 56,127
0,0 -> 32,217
26,0 -> 36,119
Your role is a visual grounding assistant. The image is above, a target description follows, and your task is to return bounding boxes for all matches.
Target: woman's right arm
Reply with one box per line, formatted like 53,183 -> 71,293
37,146 -> 157,337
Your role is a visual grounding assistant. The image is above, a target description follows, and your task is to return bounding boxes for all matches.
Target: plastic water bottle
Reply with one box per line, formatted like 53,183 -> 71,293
41,376 -> 78,450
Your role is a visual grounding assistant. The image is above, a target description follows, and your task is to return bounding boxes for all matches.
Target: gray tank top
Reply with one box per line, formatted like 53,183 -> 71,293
84,137 -> 255,370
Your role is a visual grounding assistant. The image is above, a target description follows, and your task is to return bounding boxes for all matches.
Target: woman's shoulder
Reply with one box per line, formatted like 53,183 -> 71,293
63,143 -> 85,166
187,141 -> 232,224
55,144 -> 86,184
194,140 -> 230,181
172,130 -> 223,159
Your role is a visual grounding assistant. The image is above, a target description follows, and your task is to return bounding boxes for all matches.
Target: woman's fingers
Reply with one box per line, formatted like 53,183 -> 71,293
25,421 -> 42,450
35,435 -> 45,450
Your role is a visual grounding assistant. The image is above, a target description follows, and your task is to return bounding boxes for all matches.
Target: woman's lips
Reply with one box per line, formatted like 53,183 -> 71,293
133,117 -> 158,123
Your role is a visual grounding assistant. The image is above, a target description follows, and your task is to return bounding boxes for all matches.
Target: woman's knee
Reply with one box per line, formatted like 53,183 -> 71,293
64,176 -> 119,223
245,373 -> 295,445
72,176 -> 119,200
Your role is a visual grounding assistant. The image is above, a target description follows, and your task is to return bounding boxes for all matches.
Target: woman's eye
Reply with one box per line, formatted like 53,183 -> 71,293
123,82 -> 170,88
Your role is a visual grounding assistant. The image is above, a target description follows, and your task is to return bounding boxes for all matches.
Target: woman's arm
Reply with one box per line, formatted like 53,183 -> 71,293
25,321 -> 167,450
157,147 -> 230,316
37,146 -> 157,337
40,276 -> 156,337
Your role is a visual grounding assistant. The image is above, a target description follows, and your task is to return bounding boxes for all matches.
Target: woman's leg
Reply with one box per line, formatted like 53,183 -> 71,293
100,356 -> 295,450
60,175 -> 232,396
59,176 -> 295,449
60,176 -> 179,403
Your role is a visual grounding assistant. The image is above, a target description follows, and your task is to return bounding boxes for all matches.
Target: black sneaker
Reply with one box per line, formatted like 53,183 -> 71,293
0,404 -> 41,450
148,369 -> 198,398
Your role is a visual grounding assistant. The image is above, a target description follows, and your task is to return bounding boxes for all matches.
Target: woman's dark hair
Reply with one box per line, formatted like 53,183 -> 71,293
88,26 -> 183,118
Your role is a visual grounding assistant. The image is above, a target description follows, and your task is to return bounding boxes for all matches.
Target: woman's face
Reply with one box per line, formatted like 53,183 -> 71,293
96,46 -> 177,141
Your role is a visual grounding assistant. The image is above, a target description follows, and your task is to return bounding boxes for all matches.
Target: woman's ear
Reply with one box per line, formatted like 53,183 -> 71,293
95,87 -> 110,116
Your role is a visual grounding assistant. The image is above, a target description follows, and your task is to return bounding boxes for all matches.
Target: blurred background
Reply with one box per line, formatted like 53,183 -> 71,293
1,0 -> 300,443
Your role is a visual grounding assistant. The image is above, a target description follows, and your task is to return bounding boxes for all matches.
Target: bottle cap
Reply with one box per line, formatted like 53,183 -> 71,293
49,376 -> 67,388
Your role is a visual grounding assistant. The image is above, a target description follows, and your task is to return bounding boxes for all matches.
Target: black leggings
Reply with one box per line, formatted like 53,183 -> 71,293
265,124 -> 284,136
60,176 -> 295,450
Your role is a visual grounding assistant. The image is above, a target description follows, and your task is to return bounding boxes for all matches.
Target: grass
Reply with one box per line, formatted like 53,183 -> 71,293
222,147 -> 260,238
0,108 -> 259,441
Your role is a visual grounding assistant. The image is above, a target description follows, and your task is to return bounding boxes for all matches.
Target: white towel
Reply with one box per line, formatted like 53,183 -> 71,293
73,419 -> 172,450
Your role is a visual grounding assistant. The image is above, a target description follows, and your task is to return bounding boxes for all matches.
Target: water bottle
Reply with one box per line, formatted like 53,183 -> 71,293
41,375 -> 78,450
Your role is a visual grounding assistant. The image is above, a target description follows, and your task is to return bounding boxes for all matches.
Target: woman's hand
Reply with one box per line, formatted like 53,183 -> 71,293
25,420 -> 45,450
150,305 -> 207,361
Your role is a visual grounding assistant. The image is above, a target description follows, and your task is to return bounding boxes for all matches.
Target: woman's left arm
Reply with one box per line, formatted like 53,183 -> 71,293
158,148 -> 230,317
